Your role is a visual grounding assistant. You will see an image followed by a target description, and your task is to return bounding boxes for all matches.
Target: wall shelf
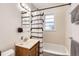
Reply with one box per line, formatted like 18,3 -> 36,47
21,16 -> 30,18
31,19 -> 44,21
22,24 -> 30,25
31,27 -> 43,30
32,13 -> 44,17
30,36 -> 43,38
32,23 -> 43,25
31,32 -> 43,33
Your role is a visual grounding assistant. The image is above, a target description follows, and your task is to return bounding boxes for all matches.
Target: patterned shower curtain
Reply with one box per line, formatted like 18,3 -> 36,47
31,11 -> 44,56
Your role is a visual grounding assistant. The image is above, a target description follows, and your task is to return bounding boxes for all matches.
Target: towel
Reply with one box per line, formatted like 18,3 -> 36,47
71,5 -> 79,23
71,39 -> 79,56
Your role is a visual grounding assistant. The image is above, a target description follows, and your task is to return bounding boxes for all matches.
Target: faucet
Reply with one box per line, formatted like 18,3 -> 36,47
23,37 -> 28,42
21,36 -> 28,42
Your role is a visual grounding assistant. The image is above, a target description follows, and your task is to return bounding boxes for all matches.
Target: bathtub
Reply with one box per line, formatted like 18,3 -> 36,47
43,43 -> 69,56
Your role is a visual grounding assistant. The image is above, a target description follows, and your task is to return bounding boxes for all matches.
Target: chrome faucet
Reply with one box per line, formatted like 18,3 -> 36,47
21,36 -> 28,42
23,37 -> 28,42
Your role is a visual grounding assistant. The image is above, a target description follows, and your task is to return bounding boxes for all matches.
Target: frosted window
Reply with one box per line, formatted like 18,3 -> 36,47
44,14 -> 55,31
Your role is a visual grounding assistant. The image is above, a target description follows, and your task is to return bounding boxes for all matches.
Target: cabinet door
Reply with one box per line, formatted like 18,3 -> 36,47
30,45 -> 36,56
30,42 -> 40,56
35,43 -> 39,56
15,46 -> 29,56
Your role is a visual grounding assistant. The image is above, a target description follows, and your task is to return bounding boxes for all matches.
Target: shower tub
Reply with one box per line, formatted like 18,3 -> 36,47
43,43 -> 69,56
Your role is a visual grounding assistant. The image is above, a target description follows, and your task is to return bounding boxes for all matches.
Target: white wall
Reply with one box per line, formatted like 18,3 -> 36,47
0,3 -> 21,51
43,6 -> 67,46
65,5 -> 72,55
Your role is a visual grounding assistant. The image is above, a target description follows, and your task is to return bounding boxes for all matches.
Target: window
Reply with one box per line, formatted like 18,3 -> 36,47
44,14 -> 56,31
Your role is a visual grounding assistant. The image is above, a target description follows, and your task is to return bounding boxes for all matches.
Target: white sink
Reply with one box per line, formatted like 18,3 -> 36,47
16,39 -> 39,49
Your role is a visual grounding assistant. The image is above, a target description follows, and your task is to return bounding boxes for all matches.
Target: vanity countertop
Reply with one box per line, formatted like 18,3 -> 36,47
15,39 -> 39,49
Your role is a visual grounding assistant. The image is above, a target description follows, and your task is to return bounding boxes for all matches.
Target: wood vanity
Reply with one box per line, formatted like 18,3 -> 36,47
15,39 -> 40,56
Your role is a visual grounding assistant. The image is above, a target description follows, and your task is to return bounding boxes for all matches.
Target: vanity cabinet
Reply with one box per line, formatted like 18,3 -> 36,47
15,41 -> 40,56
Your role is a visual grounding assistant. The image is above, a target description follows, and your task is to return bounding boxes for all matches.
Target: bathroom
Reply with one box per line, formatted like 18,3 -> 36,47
0,3 -> 79,56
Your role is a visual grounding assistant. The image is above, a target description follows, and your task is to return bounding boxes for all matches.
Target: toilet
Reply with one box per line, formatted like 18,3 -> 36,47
1,49 -> 15,56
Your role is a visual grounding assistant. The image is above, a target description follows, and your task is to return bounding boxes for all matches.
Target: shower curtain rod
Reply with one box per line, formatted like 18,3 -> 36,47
20,3 -> 30,12
31,3 -> 71,12
21,3 -> 71,14
21,3 -> 71,15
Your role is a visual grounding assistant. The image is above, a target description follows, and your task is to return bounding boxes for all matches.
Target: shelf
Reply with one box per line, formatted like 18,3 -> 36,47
31,27 -> 43,30
30,36 -> 43,38
21,16 -> 30,18
31,19 -> 43,21
31,23 -> 43,25
22,24 -> 30,25
32,13 -> 44,17
30,13 -> 43,41
31,32 -> 43,33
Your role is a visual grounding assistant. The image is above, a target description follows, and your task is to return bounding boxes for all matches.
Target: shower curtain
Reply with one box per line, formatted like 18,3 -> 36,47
71,5 -> 79,56
71,5 -> 79,24
71,39 -> 79,56
31,11 -> 44,55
